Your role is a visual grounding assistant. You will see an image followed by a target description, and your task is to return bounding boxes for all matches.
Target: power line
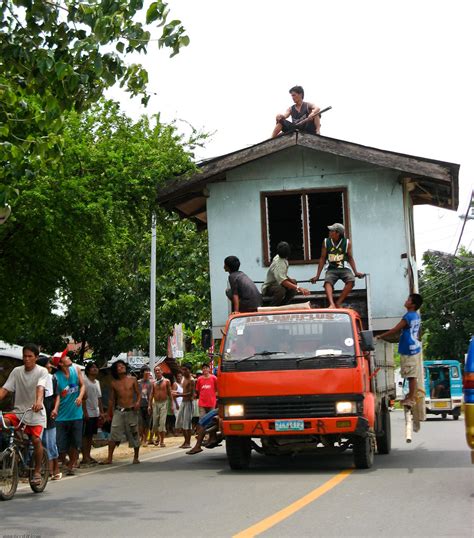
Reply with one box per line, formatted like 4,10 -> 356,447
440,290 -> 474,310
422,278 -> 474,303
454,190 -> 474,255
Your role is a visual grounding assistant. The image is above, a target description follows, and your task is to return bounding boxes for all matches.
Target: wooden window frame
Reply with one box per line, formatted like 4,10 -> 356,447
261,187 -> 350,266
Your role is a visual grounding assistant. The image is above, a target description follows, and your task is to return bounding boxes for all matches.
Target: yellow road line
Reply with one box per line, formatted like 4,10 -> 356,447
233,468 -> 354,538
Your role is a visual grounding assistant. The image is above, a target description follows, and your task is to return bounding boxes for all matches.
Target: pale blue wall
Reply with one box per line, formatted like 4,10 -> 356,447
207,146 -> 410,331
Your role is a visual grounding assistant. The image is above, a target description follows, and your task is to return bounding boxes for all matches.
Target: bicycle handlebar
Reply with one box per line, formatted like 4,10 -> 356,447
0,407 -> 33,430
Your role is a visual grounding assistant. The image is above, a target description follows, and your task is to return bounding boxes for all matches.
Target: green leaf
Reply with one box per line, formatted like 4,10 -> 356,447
146,2 -> 159,24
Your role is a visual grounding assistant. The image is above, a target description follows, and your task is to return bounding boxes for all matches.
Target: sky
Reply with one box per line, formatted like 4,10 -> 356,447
109,0 -> 473,260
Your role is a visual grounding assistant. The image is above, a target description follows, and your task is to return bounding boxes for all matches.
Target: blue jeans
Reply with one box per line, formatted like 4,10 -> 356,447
42,427 -> 59,460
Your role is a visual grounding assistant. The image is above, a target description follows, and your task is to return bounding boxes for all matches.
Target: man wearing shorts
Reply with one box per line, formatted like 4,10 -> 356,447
103,360 -> 141,465
149,366 -> 171,447
53,351 -> 85,475
138,366 -> 153,445
0,344 -> 48,485
272,85 -> 321,137
175,363 -> 195,449
377,293 -> 423,406
311,223 -> 364,308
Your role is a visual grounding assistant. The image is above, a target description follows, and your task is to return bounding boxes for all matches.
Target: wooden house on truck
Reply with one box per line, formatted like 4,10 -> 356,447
157,132 -> 459,339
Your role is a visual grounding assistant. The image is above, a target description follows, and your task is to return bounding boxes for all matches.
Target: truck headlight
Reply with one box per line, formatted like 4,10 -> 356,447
224,404 -> 244,417
336,401 -> 356,414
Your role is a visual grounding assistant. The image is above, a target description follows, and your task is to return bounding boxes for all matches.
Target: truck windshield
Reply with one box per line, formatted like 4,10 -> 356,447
223,312 -> 355,361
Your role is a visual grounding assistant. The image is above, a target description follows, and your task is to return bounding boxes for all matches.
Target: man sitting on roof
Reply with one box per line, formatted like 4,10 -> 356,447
310,223 -> 364,309
272,85 -> 321,138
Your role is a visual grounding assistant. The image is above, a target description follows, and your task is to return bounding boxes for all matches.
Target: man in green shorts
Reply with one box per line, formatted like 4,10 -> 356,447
310,223 -> 364,308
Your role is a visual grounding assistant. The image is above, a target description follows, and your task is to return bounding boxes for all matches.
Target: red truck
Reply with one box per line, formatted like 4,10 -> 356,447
218,306 -> 395,470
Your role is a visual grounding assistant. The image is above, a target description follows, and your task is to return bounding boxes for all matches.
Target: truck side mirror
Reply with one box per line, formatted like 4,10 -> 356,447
360,330 -> 374,352
201,328 -> 212,350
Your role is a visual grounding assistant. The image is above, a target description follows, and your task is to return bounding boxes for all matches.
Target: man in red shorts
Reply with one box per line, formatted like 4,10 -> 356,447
0,343 -> 48,484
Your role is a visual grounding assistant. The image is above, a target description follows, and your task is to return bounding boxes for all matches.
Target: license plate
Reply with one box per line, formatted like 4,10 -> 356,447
275,420 -> 304,431
433,401 -> 449,408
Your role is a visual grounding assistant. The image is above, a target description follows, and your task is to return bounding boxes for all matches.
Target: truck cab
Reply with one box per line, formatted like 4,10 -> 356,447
423,360 -> 463,419
218,306 -> 395,470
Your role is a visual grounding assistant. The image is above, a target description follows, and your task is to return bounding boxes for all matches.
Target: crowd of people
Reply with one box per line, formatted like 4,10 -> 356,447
0,345 -> 221,482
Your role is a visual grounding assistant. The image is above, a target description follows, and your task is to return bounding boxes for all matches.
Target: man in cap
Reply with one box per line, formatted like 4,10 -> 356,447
53,350 -> 85,475
310,223 -> 364,308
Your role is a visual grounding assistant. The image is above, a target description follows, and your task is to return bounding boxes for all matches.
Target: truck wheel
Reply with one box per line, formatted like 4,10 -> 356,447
225,436 -> 252,470
453,409 -> 460,420
441,412 -> 447,419
376,407 -> 391,455
353,436 -> 374,469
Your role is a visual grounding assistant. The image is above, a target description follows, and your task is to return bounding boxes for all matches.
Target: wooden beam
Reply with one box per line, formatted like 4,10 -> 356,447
157,134 -> 297,202
297,133 -> 457,183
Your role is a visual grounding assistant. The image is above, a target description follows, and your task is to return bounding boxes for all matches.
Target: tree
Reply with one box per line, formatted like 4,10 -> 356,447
0,100 -> 210,359
419,249 -> 474,363
0,0 -> 189,205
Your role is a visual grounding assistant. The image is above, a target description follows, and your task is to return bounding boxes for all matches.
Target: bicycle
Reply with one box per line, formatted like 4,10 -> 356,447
0,408 -> 49,501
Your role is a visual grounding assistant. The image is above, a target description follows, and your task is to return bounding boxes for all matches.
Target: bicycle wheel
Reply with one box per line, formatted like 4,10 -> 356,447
0,450 -> 19,501
29,450 -> 49,493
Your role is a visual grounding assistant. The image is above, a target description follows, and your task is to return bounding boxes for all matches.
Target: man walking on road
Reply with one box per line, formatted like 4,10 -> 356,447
149,366 -> 172,447
0,344 -> 48,485
102,360 -> 141,465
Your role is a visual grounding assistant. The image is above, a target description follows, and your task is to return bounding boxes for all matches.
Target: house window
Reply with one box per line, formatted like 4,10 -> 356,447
262,188 -> 347,264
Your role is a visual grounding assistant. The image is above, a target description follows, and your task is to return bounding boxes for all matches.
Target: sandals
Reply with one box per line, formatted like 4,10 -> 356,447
30,474 -> 42,485
51,473 -> 62,481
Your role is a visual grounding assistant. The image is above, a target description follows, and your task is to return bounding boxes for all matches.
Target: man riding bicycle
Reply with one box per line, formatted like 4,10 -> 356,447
0,343 -> 48,485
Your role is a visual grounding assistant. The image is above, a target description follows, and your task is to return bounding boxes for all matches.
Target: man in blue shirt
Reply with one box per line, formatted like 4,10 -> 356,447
377,293 -> 423,407
53,352 -> 85,475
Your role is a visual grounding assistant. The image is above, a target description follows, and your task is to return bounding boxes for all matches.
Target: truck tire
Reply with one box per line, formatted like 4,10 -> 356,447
225,436 -> 252,470
376,407 -> 391,455
353,435 -> 374,469
452,408 -> 460,420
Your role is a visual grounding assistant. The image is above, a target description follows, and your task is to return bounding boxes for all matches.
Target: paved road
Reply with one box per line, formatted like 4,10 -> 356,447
2,411 -> 473,538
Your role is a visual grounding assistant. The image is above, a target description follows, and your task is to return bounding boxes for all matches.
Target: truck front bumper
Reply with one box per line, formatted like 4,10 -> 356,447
222,416 -> 368,437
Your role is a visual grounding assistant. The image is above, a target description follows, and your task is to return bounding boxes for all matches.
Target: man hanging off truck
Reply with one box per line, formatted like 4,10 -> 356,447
310,223 -> 365,308
272,85 -> 321,137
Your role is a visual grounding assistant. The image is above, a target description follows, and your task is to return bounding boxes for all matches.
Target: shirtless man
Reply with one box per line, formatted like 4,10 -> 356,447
272,85 -> 321,138
149,366 -> 172,447
102,360 -> 141,464
175,363 -> 195,449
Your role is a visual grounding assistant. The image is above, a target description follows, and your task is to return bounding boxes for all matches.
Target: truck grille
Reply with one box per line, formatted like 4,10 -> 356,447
243,396 -> 336,419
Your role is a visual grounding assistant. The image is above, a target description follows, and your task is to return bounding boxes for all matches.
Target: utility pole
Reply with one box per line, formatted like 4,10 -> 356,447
149,214 -> 156,372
